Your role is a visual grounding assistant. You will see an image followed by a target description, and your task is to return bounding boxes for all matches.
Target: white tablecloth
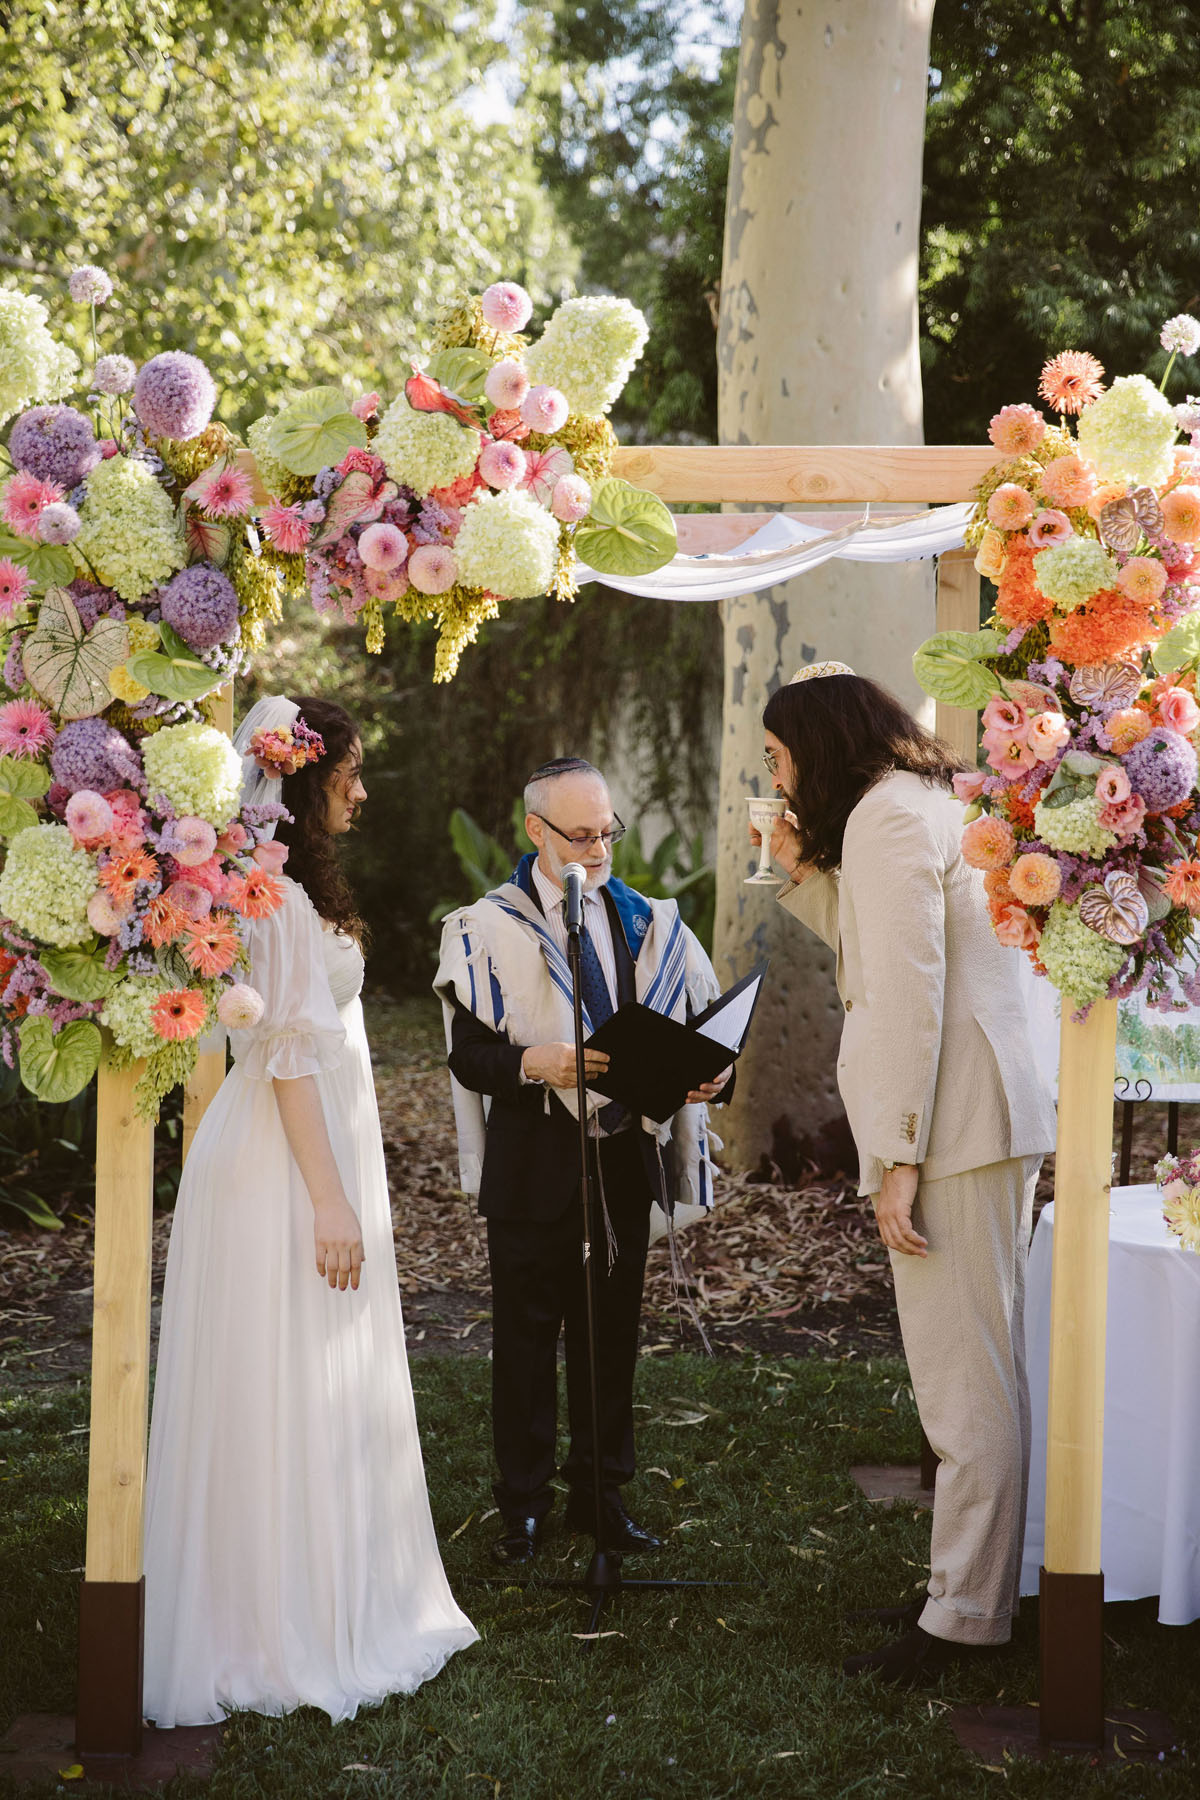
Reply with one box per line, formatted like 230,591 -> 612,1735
1021,1184 -> 1200,1624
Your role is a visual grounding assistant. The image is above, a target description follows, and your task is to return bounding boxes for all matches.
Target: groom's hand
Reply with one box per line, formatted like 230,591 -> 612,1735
872,1164 -> 927,1258
522,1042 -> 610,1088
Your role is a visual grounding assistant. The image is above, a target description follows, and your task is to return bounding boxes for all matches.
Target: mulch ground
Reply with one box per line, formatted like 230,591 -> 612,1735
0,994 -> 1175,1393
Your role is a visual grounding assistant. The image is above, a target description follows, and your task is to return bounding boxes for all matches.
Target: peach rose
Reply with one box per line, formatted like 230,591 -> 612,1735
992,902 -> 1040,950
974,528 -> 1007,581
1159,687 -> 1200,737
1162,485 -> 1200,545
1027,711 -> 1071,758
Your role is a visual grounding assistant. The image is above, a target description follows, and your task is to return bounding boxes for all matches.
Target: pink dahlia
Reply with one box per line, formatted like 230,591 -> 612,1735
407,544 -> 458,595
1162,486 -> 1200,545
262,500 -> 312,555
87,888 -> 131,936
217,982 -> 264,1030
0,559 -> 33,619
2,471 -> 64,537
65,789 -> 115,843
0,698 -> 55,758
478,439 -> 527,491
168,816 -> 219,867
961,813 -> 1016,870
37,501 -> 81,545
480,282 -> 533,333
986,483 -> 1036,531
190,461 -> 253,518
1039,454 -> 1098,509
520,385 -> 569,435
357,521 -> 408,571
551,474 -> 591,523
1008,852 -> 1062,906
1115,557 -> 1168,606
166,879 -> 214,922
1027,508 -> 1072,549
988,404 -> 1046,456
484,360 -> 531,410
364,566 -> 409,602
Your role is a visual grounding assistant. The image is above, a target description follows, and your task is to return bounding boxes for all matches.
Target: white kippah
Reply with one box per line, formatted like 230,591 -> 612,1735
789,661 -> 855,683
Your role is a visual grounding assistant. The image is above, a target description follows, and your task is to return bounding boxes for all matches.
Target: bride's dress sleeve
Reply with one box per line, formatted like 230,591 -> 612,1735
228,879 -> 347,1081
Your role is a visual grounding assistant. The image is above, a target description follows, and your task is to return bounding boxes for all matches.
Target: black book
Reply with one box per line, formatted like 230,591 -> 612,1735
584,961 -> 768,1123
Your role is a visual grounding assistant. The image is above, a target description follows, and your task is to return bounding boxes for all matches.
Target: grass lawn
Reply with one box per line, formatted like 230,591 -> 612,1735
2,1353 -> 1196,1799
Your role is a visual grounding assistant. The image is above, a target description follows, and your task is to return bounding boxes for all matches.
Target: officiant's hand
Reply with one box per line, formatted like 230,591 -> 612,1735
523,1041 -> 610,1089
687,1066 -> 732,1105
313,1196 -> 365,1291
872,1164 -> 927,1258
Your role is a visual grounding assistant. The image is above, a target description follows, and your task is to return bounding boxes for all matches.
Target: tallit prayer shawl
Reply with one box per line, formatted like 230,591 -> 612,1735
435,855 -> 722,1239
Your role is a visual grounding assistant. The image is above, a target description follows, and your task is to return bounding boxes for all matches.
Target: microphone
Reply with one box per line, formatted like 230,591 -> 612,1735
561,862 -> 587,935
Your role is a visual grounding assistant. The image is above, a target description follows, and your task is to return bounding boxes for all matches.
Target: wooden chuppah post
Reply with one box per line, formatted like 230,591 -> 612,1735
613,441 -> 1109,1750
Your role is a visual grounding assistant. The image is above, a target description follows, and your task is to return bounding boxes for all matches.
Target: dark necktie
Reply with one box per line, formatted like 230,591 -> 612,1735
576,914 -> 626,1132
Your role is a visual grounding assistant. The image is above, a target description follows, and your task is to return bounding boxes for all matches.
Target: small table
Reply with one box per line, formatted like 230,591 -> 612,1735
1020,1183 -> 1200,1624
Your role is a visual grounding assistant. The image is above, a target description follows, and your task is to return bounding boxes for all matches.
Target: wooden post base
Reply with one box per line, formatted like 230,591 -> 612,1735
1038,1567 -> 1105,1750
77,1577 -> 144,1757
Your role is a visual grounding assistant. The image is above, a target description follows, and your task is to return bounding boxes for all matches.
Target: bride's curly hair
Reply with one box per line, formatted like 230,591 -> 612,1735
273,696 -> 369,946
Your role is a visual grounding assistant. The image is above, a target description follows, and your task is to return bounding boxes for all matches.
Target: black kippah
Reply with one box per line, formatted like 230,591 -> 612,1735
525,756 -> 601,786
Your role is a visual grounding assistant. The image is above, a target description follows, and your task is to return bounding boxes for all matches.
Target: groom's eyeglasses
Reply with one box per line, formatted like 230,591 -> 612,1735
762,749 -> 779,774
533,813 -> 626,852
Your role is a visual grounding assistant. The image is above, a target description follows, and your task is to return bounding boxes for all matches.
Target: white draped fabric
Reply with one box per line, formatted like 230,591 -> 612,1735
574,502 -> 974,602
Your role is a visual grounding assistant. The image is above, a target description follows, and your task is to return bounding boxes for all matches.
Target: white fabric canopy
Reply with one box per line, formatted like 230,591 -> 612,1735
575,502 -> 974,601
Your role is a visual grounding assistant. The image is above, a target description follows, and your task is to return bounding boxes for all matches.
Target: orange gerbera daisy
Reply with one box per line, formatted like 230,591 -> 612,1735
994,537 -> 1052,630
1048,589 -> 1155,666
98,847 -> 159,907
1038,350 -> 1105,415
226,868 -> 285,920
150,987 -> 208,1041
141,892 -> 190,949
182,911 -> 241,977
1164,860 -> 1200,914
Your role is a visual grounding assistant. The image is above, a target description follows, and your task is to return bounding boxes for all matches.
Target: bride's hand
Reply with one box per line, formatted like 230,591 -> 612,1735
313,1197 -> 365,1291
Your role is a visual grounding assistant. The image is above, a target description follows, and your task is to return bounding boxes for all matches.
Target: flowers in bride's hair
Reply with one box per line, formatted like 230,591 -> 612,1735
988,404 -> 1045,456
150,987 -> 208,1042
1008,853 -> 1062,907
217,982 -> 264,1030
248,719 -> 325,779
961,813 -> 1016,870
1039,350 -> 1105,416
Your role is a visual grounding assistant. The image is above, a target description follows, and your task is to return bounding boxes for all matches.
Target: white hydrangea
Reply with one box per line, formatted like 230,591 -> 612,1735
1032,792 -> 1118,860
0,288 -> 80,426
452,489 -> 560,599
374,396 -> 480,493
0,823 -> 96,947
100,974 -> 177,1059
141,722 -> 244,829
246,415 -> 294,497
73,455 -> 187,601
1076,374 -> 1178,488
524,297 -> 649,417
1037,901 -> 1125,1006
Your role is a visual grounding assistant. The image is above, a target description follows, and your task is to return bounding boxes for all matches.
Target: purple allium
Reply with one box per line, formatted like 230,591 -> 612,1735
67,577 -> 118,632
37,502 -> 81,545
1124,727 -> 1198,813
8,406 -> 101,488
93,354 -> 138,396
134,351 -> 217,441
2,633 -> 24,693
51,717 -> 142,795
159,562 -> 239,650
69,265 -> 114,304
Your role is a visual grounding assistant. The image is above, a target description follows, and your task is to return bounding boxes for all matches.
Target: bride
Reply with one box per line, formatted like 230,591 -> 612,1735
143,694 -> 477,1727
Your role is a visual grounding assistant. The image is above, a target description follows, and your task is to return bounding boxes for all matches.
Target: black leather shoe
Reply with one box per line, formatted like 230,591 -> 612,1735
564,1495 -> 663,1554
843,1596 -> 926,1633
490,1515 -> 542,1566
842,1625 -> 999,1688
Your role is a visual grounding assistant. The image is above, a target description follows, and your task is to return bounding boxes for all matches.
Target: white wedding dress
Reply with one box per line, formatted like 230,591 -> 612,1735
143,879 -> 477,1726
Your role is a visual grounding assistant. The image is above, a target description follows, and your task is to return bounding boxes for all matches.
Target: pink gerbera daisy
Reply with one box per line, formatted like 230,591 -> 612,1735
0,558 -> 32,618
261,499 -> 313,555
0,698 -> 56,759
190,461 -> 253,518
2,471 -> 64,537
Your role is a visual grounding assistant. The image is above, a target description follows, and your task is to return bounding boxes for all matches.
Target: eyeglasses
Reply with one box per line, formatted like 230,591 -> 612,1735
533,812 -> 627,852
762,749 -> 779,774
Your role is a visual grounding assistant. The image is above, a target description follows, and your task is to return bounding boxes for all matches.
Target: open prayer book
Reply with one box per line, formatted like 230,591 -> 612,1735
584,961 -> 768,1123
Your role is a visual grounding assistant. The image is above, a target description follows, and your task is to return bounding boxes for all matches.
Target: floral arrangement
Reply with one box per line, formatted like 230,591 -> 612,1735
914,314 -> 1200,1011
1154,1150 -> 1200,1251
246,279 -> 675,679
0,266 -> 295,1113
249,719 -> 325,778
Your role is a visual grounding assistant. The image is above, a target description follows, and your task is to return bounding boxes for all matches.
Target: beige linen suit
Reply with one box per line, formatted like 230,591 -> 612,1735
780,769 -> 1057,1645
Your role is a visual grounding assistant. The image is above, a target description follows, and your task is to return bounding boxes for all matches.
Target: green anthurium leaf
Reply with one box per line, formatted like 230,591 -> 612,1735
0,529 -> 76,591
0,754 -> 49,836
0,794 -> 38,835
38,942 -> 119,1003
426,348 -> 492,404
1152,612 -> 1200,677
573,479 -> 677,577
23,587 -> 129,719
912,629 -> 1007,709
18,1016 -> 103,1104
126,620 -> 222,702
266,387 -> 366,477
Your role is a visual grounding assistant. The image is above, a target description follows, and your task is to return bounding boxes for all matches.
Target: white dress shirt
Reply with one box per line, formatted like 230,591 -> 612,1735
531,862 -> 618,1010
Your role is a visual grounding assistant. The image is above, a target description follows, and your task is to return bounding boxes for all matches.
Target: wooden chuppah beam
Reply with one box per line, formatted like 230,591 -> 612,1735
611,442 -> 997,503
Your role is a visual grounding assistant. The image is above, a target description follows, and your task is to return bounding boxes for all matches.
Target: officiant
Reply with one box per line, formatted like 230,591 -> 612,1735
435,757 -> 731,1567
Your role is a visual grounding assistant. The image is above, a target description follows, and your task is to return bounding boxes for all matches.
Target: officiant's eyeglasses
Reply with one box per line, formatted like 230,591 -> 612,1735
533,813 -> 627,851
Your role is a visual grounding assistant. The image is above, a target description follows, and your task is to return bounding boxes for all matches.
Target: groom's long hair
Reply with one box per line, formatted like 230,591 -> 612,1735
273,696 -> 369,945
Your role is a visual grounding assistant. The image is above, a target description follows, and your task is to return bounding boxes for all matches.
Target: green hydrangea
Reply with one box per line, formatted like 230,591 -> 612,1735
72,455 -> 186,601
1037,901 -> 1126,1006
524,297 -> 649,417
1033,537 -> 1118,611
100,974 -> 177,1059
0,823 -> 96,947
0,288 -> 79,426
141,721 -> 243,828
1076,375 -> 1178,488
453,488 -> 559,599
374,396 -> 480,493
245,415 -> 295,498
1033,791 -> 1118,859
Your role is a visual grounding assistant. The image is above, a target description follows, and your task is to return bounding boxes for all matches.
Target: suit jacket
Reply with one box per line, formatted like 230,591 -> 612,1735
778,769 -> 1057,1196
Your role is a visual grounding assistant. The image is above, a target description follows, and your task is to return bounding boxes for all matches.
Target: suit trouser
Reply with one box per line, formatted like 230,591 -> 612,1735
486,1130 -> 654,1523
888,1154 -> 1041,1646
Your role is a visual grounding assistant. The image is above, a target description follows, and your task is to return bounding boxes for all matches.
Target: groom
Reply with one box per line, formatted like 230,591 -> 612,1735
435,757 -> 731,1565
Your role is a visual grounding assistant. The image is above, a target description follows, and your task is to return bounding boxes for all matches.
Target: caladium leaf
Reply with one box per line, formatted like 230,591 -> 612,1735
19,1016 -> 102,1104
310,469 -> 397,550
23,587 -> 129,719
0,753 -> 50,838
181,506 -> 232,567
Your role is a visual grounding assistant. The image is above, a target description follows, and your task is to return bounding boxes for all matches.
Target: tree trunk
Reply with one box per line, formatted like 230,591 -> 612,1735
715,0 -> 937,1175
